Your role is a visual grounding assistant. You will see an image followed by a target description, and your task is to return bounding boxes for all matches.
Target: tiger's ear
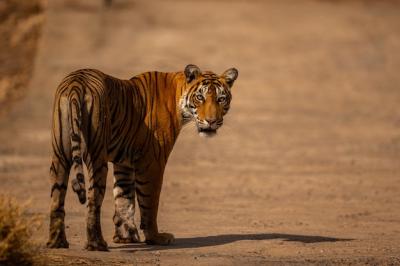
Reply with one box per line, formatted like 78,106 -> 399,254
222,68 -> 238,88
184,64 -> 201,83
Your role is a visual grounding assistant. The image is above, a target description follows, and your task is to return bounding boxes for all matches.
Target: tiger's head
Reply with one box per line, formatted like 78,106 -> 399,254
180,64 -> 238,137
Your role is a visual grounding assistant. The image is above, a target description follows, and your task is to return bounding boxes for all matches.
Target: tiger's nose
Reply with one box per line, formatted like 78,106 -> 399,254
205,118 -> 217,126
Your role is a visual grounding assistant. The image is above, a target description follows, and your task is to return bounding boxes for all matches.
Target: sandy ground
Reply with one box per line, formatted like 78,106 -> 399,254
1,0 -> 400,265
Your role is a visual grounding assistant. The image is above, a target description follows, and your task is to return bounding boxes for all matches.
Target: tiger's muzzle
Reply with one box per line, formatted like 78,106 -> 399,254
196,118 -> 223,137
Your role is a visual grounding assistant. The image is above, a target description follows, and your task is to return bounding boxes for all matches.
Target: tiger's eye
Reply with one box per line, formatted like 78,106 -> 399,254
195,94 -> 204,102
217,96 -> 226,103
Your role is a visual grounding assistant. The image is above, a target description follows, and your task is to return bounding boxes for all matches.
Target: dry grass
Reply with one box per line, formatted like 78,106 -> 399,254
0,195 -> 41,266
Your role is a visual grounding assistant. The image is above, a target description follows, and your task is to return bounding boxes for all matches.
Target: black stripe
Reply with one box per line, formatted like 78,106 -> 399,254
71,145 -> 80,152
136,188 -> 150,198
114,147 -> 126,163
51,183 -> 67,197
114,170 -> 130,176
88,184 -> 106,191
135,179 -> 150,185
114,179 -> 134,188
138,203 -> 151,210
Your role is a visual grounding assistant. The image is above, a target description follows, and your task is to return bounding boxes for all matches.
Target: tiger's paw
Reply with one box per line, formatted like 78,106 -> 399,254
113,224 -> 140,243
46,235 -> 69,249
47,227 -> 69,248
145,232 -> 175,245
85,239 -> 109,251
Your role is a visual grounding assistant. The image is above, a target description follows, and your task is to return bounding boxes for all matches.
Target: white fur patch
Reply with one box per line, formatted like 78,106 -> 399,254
198,131 -> 217,138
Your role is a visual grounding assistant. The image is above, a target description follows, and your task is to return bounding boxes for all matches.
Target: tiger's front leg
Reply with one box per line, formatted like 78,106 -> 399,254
112,163 -> 140,243
136,163 -> 174,245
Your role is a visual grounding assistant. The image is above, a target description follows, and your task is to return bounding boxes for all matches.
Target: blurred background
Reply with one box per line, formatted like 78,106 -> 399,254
0,0 -> 399,264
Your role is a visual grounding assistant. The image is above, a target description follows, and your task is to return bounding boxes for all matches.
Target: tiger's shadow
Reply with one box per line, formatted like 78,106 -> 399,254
109,233 -> 353,252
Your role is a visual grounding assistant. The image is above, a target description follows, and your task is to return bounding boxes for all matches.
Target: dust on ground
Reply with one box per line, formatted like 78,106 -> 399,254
0,0 -> 400,265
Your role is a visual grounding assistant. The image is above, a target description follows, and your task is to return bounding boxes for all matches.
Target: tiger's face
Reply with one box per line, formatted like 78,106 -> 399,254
181,65 -> 238,137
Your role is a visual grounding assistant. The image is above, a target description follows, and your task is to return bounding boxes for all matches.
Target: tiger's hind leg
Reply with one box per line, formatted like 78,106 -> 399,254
85,157 -> 108,251
47,157 -> 70,248
112,163 -> 140,243
47,98 -> 71,249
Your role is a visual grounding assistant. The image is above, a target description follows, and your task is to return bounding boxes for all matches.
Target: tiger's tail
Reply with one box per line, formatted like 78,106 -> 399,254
68,86 -> 86,204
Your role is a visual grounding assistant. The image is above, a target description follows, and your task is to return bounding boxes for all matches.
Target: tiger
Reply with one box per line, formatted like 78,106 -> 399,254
46,64 -> 238,251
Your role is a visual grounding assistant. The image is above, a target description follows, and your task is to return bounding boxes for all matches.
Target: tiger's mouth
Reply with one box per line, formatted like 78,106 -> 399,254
198,127 -> 217,138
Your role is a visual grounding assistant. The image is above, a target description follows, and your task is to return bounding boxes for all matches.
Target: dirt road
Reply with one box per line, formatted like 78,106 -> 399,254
1,0 -> 400,264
